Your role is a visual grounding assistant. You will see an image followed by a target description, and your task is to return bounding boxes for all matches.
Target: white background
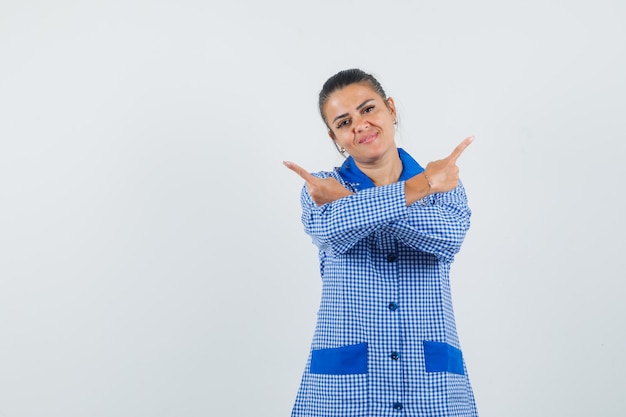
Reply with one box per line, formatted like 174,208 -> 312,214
1,1 -> 625,416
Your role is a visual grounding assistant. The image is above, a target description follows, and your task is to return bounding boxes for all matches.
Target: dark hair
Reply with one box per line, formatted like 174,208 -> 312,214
318,68 -> 387,129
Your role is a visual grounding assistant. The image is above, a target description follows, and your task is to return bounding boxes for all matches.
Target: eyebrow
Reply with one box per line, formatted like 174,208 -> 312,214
332,99 -> 375,124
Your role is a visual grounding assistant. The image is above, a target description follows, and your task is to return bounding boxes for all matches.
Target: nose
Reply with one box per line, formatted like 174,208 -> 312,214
353,115 -> 369,132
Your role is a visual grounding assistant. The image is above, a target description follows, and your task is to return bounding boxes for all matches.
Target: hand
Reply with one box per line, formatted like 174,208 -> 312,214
424,136 -> 474,193
283,161 -> 354,206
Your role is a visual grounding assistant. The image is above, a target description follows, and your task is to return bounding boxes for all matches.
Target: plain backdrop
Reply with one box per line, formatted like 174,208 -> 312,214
1,1 -> 625,416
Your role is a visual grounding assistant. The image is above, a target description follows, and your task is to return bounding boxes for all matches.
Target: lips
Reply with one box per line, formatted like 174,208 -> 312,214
358,132 -> 378,144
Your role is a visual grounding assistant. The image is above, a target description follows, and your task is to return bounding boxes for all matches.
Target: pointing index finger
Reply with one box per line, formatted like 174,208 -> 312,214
283,161 -> 317,182
449,136 -> 475,161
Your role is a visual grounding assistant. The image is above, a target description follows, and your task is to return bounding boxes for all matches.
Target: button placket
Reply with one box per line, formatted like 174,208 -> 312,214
381,237 -> 403,413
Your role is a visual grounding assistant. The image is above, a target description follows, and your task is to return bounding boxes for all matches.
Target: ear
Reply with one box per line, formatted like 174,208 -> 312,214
386,97 -> 396,118
327,130 -> 336,140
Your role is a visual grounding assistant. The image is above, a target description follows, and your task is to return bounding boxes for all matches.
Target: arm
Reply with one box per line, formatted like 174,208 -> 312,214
300,178 -> 470,259
284,136 -> 474,257
382,181 -> 471,263
299,177 -> 408,255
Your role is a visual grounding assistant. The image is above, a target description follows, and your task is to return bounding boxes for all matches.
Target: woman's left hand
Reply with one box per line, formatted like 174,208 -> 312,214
283,161 -> 353,206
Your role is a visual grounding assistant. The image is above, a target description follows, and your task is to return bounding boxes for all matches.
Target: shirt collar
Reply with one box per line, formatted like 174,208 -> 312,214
337,148 -> 424,191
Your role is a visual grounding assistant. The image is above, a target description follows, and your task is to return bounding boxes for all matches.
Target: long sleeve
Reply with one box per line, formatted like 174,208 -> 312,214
381,181 -> 471,263
300,171 -> 470,260
300,179 -> 407,256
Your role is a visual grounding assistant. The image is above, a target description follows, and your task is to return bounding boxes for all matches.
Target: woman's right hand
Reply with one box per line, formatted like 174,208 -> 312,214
283,160 -> 354,206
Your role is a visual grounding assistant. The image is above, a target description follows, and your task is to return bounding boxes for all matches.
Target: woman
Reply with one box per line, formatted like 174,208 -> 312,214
284,69 -> 478,417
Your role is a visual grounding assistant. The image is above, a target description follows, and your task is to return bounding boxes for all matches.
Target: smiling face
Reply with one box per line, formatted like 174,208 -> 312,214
323,82 -> 397,165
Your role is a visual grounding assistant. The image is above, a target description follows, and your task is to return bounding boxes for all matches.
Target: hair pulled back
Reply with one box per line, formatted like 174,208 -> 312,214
318,68 -> 387,129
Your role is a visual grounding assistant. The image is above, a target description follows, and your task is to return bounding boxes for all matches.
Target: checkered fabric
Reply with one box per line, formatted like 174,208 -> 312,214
291,151 -> 478,417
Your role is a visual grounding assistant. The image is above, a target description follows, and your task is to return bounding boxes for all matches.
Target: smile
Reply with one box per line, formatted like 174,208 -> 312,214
358,132 -> 378,144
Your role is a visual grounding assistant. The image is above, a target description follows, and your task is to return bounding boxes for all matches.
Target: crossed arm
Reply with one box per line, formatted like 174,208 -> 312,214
283,137 -> 474,261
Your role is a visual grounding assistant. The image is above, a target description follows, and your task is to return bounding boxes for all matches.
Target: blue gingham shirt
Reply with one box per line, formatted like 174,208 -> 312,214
292,149 -> 478,417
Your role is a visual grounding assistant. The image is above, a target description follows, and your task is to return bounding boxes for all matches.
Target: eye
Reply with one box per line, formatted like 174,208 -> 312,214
336,119 -> 350,129
362,105 -> 375,113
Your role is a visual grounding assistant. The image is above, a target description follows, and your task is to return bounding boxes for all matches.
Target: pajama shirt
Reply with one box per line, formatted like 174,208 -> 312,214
291,149 -> 479,417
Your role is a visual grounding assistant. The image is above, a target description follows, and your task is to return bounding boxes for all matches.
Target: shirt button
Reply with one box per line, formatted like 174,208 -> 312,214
393,402 -> 403,411
386,253 -> 398,262
390,351 -> 400,360
388,302 -> 398,311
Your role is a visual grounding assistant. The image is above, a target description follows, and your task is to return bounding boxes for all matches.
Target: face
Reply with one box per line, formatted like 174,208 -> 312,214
323,83 -> 397,164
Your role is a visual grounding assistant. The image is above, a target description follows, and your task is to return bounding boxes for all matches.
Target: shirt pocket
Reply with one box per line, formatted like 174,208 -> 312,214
310,342 -> 368,375
423,341 -> 465,375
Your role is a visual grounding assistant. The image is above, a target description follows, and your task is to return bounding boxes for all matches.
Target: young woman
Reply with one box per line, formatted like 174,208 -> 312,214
284,68 -> 478,417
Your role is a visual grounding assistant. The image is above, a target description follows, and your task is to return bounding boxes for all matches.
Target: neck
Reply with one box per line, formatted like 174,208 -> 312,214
354,149 -> 403,186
